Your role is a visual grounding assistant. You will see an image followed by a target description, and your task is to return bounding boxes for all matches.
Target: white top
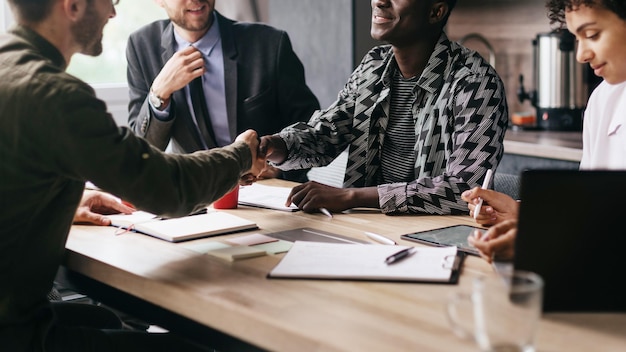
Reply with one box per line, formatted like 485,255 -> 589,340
580,80 -> 626,169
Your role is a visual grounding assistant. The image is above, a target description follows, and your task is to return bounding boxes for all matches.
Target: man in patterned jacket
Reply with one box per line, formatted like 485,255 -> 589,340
259,0 -> 508,215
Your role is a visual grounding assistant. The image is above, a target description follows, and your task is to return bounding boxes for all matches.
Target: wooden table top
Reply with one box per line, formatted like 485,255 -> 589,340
64,180 -> 626,352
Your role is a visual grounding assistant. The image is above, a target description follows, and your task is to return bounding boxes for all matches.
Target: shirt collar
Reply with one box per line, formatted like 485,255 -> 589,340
173,12 -> 221,57
380,32 -> 452,94
9,25 -> 67,70
416,32 -> 453,94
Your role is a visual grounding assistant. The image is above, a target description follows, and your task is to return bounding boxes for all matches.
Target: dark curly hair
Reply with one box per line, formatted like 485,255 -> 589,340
546,0 -> 626,27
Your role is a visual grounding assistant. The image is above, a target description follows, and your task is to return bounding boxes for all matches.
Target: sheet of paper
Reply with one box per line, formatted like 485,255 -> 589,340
269,241 -> 458,282
238,183 -> 299,212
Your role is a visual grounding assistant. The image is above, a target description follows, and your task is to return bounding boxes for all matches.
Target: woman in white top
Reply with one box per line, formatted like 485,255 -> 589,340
462,0 -> 626,262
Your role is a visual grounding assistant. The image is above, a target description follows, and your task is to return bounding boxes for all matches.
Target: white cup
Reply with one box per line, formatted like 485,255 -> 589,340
446,270 -> 543,352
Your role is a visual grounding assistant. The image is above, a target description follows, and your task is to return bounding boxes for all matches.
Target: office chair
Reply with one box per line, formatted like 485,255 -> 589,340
493,172 -> 520,200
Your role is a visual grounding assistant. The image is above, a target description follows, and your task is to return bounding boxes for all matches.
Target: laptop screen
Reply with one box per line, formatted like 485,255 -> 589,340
514,169 -> 626,312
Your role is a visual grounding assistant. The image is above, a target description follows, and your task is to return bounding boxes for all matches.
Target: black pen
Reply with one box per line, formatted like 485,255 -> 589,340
160,208 -> 207,220
188,208 -> 208,216
384,247 -> 417,265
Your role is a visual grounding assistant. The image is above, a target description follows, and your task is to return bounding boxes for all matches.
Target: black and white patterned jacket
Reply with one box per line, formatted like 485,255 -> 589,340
277,33 -> 509,215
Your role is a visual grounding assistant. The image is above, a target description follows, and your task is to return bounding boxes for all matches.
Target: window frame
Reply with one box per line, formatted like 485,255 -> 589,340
1,2 -> 12,30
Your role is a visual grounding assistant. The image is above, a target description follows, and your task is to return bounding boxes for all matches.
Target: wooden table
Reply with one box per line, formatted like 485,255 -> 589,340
62,180 -> 626,352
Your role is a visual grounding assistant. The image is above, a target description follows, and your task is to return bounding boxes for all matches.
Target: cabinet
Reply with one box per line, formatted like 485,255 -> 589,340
499,130 -> 581,175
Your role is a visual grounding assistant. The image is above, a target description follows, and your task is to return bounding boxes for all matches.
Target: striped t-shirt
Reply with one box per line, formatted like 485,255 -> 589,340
381,69 -> 418,183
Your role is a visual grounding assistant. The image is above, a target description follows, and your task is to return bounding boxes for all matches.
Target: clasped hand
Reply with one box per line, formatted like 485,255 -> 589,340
239,134 -> 285,185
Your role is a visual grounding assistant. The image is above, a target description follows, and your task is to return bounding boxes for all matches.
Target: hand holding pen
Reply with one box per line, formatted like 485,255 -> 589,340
473,169 -> 493,220
462,172 -> 520,227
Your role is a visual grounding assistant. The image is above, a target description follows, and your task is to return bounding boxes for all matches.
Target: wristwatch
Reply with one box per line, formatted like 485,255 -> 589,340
148,89 -> 165,110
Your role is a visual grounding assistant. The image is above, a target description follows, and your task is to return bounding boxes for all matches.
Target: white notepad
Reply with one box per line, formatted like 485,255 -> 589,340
109,211 -> 257,242
238,183 -> 299,212
268,241 -> 462,283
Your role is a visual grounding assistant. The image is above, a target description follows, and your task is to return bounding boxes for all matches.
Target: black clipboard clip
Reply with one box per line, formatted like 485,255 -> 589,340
442,253 -> 463,271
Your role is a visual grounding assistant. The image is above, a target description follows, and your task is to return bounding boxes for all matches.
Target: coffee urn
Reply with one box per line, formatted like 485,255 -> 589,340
518,29 -> 589,131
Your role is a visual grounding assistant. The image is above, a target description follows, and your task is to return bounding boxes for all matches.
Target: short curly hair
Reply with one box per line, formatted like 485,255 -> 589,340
546,0 -> 626,27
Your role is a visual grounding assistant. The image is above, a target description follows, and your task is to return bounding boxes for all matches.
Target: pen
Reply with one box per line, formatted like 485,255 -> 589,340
319,207 -> 333,219
188,208 -> 208,216
364,231 -> 396,245
473,169 -> 493,220
384,247 -> 417,265
158,208 -> 207,221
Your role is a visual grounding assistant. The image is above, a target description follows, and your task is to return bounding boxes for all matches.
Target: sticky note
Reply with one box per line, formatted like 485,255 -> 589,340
182,241 -> 231,254
225,233 -> 278,246
253,240 -> 293,254
206,246 -> 267,262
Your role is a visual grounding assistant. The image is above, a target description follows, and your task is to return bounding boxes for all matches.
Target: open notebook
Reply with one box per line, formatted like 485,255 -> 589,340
108,210 -> 257,242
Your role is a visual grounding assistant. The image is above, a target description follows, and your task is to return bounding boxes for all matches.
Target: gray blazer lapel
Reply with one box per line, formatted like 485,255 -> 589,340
160,23 -> 176,65
216,12 -> 238,142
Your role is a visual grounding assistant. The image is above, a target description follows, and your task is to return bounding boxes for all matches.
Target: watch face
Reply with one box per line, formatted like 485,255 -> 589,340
149,92 -> 162,109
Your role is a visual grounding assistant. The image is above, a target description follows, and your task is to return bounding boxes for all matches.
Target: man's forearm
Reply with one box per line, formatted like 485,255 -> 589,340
347,187 -> 380,209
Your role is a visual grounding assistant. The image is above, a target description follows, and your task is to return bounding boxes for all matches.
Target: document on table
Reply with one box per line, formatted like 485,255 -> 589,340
268,241 -> 464,283
238,183 -> 299,212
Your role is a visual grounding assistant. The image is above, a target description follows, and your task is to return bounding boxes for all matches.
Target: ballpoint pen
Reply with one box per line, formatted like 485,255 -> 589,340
364,231 -> 396,245
473,169 -> 493,220
319,207 -> 333,218
384,247 -> 417,265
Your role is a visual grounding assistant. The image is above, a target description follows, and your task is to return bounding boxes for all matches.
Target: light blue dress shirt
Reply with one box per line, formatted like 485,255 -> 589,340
154,13 -> 230,148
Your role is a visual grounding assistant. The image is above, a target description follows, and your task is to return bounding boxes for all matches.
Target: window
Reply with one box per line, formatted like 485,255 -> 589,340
1,2 -> 13,30
67,1 -> 165,85
1,1 -> 262,125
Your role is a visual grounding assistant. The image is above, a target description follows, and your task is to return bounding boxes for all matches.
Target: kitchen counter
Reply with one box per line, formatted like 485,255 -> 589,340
503,129 -> 582,162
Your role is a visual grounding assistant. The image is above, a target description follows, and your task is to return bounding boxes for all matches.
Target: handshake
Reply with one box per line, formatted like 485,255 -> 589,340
235,130 -> 287,185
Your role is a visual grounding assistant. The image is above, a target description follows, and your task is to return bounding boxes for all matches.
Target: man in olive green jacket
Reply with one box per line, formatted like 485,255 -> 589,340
0,1 -> 265,351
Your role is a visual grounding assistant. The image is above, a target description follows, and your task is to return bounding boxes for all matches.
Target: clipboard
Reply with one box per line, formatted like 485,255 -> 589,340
268,241 -> 465,284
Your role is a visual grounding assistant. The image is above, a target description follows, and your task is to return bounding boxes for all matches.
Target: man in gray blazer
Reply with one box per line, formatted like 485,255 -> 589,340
126,1 -> 319,182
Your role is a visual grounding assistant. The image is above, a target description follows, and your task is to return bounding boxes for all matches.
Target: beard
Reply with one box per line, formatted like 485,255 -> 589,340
71,4 -> 104,56
171,17 -> 211,34
164,1 -> 214,35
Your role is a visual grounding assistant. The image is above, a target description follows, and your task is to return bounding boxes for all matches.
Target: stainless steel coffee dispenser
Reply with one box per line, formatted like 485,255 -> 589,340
518,29 -> 588,131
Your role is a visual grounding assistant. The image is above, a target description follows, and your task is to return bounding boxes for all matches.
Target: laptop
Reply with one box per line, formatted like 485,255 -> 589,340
514,169 -> 626,312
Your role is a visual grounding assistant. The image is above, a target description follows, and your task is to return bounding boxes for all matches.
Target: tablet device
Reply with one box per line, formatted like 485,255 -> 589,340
401,225 -> 482,256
